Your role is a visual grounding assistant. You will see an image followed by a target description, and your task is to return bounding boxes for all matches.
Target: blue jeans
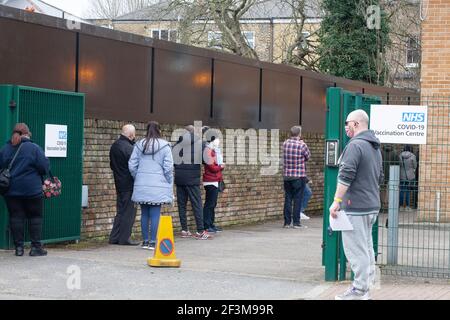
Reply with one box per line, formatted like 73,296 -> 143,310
399,180 -> 411,207
140,204 -> 161,243
300,184 -> 312,212
283,178 -> 306,226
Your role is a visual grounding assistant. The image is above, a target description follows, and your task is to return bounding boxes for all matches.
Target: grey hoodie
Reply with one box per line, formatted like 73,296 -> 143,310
338,130 -> 383,215
399,151 -> 417,181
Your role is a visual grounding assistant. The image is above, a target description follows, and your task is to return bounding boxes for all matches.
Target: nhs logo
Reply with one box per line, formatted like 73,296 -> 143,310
402,112 -> 425,122
59,131 -> 67,139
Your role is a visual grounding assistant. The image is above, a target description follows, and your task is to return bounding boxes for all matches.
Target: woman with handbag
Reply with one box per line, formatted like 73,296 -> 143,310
128,121 -> 174,250
0,123 -> 49,256
202,136 -> 225,233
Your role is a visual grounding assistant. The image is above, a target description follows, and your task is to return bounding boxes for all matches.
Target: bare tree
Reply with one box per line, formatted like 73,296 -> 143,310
88,0 -> 156,19
274,0 -> 322,70
381,0 -> 421,91
167,0 -> 260,59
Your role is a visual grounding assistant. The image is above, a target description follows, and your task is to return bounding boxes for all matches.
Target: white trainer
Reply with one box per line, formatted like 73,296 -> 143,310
301,212 -> 310,220
335,287 -> 371,300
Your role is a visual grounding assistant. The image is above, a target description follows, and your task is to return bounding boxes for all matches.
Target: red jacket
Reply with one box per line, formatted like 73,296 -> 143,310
203,147 -> 223,182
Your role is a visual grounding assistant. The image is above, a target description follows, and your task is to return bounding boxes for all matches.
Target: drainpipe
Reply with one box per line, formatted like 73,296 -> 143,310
436,191 -> 441,223
269,17 -> 274,63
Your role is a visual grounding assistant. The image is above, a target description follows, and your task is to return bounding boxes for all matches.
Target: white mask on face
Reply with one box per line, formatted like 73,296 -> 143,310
212,139 -> 220,147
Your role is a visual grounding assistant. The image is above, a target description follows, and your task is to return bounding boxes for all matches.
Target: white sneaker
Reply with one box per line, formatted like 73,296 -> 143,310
300,213 -> 310,220
335,287 -> 370,300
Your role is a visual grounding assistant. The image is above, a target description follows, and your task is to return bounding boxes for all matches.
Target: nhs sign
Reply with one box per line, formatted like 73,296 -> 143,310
370,105 -> 428,144
402,112 -> 425,122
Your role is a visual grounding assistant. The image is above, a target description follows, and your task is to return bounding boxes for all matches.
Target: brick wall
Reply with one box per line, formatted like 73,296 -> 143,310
82,119 -> 324,239
418,0 -> 450,222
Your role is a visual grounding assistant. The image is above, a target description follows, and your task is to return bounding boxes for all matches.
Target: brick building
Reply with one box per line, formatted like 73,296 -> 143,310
418,0 -> 450,222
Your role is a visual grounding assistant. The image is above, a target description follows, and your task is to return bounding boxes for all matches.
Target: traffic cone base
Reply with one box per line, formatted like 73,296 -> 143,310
148,257 -> 181,267
148,215 -> 181,268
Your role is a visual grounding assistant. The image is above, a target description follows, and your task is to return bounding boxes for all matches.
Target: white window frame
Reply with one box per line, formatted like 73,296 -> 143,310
300,31 -> 310,49
406,36 -> 419,68
150,29 -> 178,42
242,31 -> 255,49
208,31 -> 223,49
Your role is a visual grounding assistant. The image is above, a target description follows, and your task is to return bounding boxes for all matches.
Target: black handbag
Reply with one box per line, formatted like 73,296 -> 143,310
0,144 -> 24,195
218,180 -> 226,193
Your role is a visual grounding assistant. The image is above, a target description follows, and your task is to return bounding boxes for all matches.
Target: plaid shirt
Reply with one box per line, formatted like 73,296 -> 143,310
283,137 -> 310,178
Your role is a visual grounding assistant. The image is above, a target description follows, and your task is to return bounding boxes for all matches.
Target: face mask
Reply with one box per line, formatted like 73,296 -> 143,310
212,139 -> 220,147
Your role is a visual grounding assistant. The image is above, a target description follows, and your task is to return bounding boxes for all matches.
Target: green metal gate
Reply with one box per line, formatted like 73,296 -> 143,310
0,85 -> 84,249
322,87 -> 381,281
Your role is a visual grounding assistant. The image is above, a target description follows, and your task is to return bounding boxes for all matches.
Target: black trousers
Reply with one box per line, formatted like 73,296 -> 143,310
109,191 -> 137,244
176,185 -> 204,233
283,178 -> 306,226
203,185 -> 219,230
5,197 -> 43,248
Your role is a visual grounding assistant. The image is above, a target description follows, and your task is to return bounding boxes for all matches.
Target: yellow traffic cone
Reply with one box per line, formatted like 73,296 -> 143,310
148,215 -> 181,268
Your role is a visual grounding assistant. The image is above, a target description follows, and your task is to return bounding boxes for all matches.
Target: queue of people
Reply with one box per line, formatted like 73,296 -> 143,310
0,121 -> 313,256
108,122 -> 224,250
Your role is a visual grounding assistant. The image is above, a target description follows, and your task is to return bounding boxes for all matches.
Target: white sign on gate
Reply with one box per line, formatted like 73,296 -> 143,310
45,124 -> 68,157
370,105 -> 428,145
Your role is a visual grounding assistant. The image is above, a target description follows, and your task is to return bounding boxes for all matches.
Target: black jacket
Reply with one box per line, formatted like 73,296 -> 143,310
110,135 -> 135,193
0,138 -> 49,198
173,132 -> 202,186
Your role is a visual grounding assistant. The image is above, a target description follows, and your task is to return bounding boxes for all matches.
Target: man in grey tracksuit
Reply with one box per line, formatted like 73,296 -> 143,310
329,109 -> 383,300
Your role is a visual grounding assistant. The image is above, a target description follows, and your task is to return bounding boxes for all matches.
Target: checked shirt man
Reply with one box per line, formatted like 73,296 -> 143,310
282,126 -> 311,229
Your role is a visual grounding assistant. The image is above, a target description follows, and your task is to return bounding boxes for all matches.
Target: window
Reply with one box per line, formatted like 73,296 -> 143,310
208,31 -> 255,50
300,32 -> 310,50
208,31 -> 223,49
406,37 -> 420,67
151,29 -> 178,42
242,31 -> 255,49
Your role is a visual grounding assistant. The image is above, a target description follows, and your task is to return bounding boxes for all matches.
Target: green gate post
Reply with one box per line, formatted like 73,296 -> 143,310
323,87 -> 342,281
0,85 -> 19,249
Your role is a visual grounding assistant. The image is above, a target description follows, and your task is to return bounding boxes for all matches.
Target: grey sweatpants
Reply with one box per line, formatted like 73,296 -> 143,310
342,214 -> 378,292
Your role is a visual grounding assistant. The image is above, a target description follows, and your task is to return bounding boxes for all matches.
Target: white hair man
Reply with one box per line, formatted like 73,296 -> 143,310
109,124 -> 139,245
330,109 -> 383,300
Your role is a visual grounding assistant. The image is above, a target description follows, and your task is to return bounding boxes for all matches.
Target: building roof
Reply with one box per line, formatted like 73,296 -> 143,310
114,0 -> 323,21
1,0 -> 87,23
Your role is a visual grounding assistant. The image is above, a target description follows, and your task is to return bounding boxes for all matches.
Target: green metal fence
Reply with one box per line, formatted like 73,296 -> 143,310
0,85 -> 84,249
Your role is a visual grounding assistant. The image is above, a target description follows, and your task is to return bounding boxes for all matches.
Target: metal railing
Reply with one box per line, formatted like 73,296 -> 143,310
376,96 -> 450,279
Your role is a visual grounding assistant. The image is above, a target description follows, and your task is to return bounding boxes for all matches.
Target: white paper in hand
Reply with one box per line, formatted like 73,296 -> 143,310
329,210 -> 354,231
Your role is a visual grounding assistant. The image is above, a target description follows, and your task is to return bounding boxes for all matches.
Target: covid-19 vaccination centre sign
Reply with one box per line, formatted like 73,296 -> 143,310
370,105 -> 428,144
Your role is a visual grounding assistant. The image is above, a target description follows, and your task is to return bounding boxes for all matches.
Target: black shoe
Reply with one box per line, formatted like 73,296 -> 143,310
29,247 -> 47,257
118,240 -> 140,246
15,246 -> 24,256
109,240 -> 118,245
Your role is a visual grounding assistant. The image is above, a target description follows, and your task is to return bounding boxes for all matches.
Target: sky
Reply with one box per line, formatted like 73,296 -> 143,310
43,0 -> 93,18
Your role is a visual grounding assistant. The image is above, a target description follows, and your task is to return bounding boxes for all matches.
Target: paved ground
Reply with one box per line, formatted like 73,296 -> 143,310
0,216 -> 448,300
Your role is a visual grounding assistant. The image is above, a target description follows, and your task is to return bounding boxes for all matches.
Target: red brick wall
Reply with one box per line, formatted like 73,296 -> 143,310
82,119 -> 324,238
